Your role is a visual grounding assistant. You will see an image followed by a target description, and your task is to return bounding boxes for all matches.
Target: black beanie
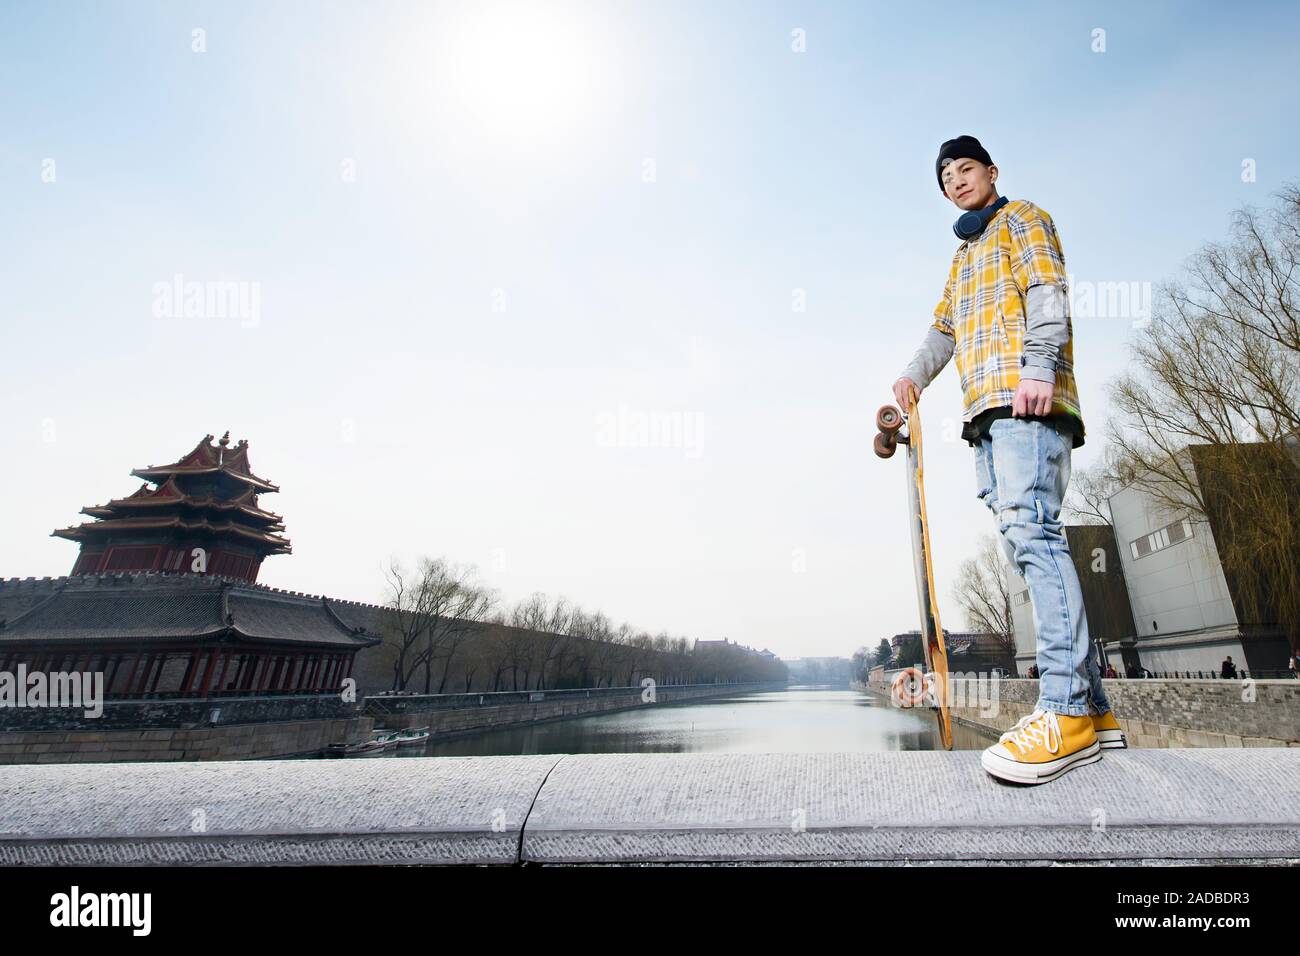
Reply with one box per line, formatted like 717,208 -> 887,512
936,135 -> 994,192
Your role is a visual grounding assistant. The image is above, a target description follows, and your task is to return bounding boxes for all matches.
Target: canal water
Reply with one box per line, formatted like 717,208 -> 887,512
371,685 -> 996,757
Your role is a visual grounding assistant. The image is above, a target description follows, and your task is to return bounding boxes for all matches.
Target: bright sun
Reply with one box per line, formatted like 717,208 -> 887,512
432,1 -> 613,148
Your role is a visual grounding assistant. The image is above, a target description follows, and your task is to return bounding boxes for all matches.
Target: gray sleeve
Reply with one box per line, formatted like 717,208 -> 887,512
1019,283 -> 1069,384
900,326 -> 955,389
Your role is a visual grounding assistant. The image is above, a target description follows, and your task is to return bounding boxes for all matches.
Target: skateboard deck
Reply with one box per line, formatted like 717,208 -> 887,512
874,388 -> 953,750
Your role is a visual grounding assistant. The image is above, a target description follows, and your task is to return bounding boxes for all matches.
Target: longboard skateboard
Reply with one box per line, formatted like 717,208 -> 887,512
873,387 -> 953,751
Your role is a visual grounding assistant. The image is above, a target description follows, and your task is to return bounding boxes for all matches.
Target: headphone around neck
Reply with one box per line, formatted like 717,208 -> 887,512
954,194 -> 1009,241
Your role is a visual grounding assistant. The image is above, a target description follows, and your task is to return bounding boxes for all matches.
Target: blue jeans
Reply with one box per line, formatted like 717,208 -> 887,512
973,417 -> 1112,717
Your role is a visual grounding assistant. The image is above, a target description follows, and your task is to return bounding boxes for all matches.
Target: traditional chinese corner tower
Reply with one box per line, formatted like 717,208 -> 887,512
52,432 -> 291,583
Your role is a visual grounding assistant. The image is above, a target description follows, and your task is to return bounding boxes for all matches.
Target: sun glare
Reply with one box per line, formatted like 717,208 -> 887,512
433,1 -> 612,148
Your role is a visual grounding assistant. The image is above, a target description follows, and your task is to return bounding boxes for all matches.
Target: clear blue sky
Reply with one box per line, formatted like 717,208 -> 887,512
2,0 -> 1297,658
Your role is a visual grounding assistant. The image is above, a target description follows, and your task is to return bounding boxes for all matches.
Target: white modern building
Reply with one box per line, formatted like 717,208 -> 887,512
1007,440 -> 1296,677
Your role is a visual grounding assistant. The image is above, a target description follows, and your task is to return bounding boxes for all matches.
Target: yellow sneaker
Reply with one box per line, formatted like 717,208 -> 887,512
1001,708 -> 1127,750
1091,709 -> 1127,749
982,708 -> 1100,784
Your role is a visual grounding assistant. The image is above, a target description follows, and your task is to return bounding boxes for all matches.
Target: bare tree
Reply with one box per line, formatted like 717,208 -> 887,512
953,535 -> 1016,664
533,596 -> 574,689
499,623 -> 536,691
1064,444 -> 1126,526
381,557 -> 443,692
622,630 -> 655,686
584,614 -> 621,686
431,585 -> 497,694
1102,181 -> 1300,656
481,616 -> 515,692
382,557 -> 496,693
506,592 -> 551,689
565,608 -> 600,686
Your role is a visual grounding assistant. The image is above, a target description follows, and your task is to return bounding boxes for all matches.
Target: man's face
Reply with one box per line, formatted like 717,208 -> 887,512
941,157 -> 997,209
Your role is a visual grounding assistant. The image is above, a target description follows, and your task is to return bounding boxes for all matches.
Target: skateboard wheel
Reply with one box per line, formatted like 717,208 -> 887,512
873,431 -> 896,459
876,404 -> 903,434
890,667 -> 928,708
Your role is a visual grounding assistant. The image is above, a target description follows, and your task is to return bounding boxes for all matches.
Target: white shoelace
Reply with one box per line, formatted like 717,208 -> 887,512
1002,708 -> 1098,743
999,714 -> 1033,741
1004,709 -> 1062,755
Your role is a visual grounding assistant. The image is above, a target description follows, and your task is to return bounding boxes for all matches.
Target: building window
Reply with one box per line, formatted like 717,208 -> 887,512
1129,517 -> 1194,560
1014,590 -> 1031,606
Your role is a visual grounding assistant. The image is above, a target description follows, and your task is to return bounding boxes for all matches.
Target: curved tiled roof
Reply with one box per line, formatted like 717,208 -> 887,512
0,572 -> 381,649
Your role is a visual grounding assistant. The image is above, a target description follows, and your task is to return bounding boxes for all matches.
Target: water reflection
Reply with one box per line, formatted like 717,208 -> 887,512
361,686 -> 996,758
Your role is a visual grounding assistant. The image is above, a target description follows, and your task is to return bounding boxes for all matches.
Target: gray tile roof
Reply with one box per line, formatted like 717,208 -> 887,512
0,573 -> 380,649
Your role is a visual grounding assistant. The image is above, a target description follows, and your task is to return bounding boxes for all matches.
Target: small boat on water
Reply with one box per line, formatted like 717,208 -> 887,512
395,726 -> 430,748
323,739 -> 387,758
323,726 -> 427,757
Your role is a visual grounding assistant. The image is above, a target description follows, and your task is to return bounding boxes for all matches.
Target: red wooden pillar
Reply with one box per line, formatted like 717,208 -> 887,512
257,655 -> 274,692
179,652 -> 200,695
215,651 -> 233,694
123,652 -> 144,695
196,649 -> 220,697
133,654 -> 153,695
147,654 -> 166,693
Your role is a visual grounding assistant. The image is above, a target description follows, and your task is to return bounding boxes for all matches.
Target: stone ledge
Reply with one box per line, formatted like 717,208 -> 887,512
0,750 -> 1296,865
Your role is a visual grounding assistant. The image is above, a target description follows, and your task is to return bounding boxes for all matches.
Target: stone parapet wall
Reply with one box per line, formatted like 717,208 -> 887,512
1,750 -> 1296,864
855,677 -> 1299,747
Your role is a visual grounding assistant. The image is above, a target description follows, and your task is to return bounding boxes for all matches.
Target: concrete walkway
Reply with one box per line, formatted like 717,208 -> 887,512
2,750 -> 1297,865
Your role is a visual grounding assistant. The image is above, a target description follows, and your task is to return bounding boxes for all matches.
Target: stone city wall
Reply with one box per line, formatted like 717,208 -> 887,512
0,716 -> 372,764
365,681 -> 785,736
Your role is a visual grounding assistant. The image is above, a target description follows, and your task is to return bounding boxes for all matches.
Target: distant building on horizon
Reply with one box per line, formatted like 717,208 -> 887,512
885,630 -> 1015,675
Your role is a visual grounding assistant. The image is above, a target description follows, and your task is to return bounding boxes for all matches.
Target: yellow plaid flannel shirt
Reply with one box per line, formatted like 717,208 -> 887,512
931,199 -> 1082,425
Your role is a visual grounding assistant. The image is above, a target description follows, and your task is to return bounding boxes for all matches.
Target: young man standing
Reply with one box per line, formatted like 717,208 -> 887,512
893,135 -> 1125,784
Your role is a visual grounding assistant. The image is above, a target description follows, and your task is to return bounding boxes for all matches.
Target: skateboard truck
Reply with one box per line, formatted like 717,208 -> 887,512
873,404 -> 908,458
